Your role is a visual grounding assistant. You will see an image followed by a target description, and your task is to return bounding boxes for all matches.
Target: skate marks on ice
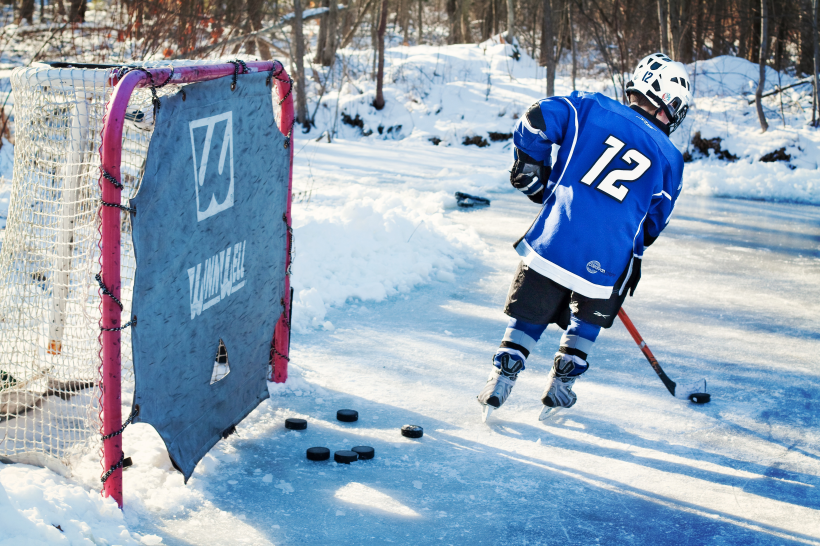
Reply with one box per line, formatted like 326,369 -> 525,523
119,193 -> 820,545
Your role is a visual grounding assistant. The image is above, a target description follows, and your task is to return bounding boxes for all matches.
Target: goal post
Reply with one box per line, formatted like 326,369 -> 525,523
0,60 -> 294,508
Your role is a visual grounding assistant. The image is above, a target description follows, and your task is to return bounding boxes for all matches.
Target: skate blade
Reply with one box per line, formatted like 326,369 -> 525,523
482,404 -> 494,423
674,379 -> 707,400
538,405 -> 563,422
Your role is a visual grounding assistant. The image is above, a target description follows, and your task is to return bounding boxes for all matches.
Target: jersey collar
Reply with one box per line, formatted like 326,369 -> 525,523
629,104 -> 670,136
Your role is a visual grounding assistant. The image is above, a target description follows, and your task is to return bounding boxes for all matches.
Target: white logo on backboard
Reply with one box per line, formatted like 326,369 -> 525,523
190,112 -> 234,222
187,241 -> 247,320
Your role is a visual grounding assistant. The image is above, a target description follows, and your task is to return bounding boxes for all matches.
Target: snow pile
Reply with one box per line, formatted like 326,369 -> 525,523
0,463 -> 161,545
671,56 -> 820,203
290,183 -> 485,332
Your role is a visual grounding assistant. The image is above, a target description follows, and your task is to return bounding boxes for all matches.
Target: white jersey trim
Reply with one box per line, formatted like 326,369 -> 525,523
516,239 -> 613,299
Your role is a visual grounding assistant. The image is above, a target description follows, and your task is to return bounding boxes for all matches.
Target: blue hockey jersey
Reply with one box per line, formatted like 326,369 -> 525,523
512,91 -> 684,299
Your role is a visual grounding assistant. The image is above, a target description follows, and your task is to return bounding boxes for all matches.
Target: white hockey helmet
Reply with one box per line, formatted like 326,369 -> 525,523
625,53 -> 694,133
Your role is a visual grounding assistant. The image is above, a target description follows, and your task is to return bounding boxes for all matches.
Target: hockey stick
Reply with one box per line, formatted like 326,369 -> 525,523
617,309 -> 710,404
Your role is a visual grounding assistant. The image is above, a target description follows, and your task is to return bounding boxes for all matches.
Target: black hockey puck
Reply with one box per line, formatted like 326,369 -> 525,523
334,450 -> 359,464
336,409 -> 358,422
401,425 -> 423,439
306,447 -> 330,461
351,446 -> 375,460
689,393 -> 711,404
285,418 -> 307,430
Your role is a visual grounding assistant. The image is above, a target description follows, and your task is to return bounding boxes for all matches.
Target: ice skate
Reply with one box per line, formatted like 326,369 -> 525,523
539,353 -> 588,422
477,353 -> 524,422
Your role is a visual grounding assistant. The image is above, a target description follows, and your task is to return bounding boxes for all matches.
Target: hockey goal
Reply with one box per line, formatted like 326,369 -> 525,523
0,60 -> 294,507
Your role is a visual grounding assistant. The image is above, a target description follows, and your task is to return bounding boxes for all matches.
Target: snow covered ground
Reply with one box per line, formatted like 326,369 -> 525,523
1,42 -> 820,545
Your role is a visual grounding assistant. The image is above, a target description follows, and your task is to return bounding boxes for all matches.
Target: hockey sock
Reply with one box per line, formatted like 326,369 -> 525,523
494,318 -> 548,371
557,314 -> 600,376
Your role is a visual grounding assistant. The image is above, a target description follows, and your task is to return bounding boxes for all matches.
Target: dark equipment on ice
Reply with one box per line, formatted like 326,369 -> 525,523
307,447 -> 331,461
351,446 -> 375,460
618,309 -> 710,404
454,192 -> 491,208
334,450 -> 359,463
336,409 -> 358,422
285,418 -> 307,430
401,425 -> 424,438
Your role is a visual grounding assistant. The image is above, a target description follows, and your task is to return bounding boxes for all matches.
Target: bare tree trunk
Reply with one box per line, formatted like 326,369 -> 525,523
694,0 -> 704,60
678,0 -> 692,62
813,0 -> 819,126
418,0 -> 423,42
248,0 -> 270,58
738,0 -> 751,59
658,0 -> 669,54
505,0 -> 514,43
569,1 -> 577,90
341,0 -> 376,48
800,0 -> 815,75
19,0 -> 34,23
749,0 -> 761,62
460,0 -> 472,42
68,0 -> 84,22
374,0 -> 388,110
315,0 -> 329,63
755,0 -> 769,132
667,0 -> 680,59
293,0 -> 309,127
371,0 -> 379,76
713,0 -> 724,55
323,0 -> 339,65
447,0 -> 462,43
543,0 -> 555,95
401,0 -> 411,43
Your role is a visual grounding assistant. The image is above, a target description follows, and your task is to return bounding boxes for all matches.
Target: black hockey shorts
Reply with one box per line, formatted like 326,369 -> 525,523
503,261 -> 629,329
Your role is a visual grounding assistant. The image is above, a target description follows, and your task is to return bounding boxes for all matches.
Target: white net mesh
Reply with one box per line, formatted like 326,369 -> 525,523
0,62 -> 234,473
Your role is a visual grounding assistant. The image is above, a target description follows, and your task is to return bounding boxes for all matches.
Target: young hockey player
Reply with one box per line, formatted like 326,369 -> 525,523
477,53 -> 694,421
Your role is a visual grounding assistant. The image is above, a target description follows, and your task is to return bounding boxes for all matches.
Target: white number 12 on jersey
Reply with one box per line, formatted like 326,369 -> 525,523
580,136 -> 652,202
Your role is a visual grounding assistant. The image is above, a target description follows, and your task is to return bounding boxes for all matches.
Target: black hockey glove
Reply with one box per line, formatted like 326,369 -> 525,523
510,149 -> 550,204
622,257 -> 641,297
643,223 -> 659,248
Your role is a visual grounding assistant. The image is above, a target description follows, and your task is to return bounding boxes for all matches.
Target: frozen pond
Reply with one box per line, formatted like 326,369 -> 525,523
129,182 -> 820,545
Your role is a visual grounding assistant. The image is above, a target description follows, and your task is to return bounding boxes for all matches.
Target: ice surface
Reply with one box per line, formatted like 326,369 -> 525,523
21,139 -> 808,545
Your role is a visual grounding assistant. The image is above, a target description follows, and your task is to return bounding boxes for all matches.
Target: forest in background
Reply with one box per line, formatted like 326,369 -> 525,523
0,0 -> 818,131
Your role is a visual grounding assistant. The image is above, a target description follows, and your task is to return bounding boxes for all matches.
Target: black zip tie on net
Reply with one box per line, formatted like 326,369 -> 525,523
100,199 -> 136,214
229,60 -> 248,91
116,65 -> 175,121
96,273 -> 135,331
102,406 -> 139,441
267,61 -> 295,148
95,273 -> 123,311
99,170 -> 134,213
101,316 -> 136,332
101,169 -> 123,190
272,345 -> 290,362
100,407 -> 139,483
283,213 -> 294,276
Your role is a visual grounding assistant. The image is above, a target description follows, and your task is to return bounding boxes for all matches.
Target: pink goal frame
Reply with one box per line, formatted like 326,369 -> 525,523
98,61 -> 294,508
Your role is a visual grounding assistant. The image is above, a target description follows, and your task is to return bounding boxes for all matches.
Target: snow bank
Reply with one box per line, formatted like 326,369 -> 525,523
667,56 -> 820,203
290,184 -> 485,332
684,160 -> 820,203
0,462 -> 161,545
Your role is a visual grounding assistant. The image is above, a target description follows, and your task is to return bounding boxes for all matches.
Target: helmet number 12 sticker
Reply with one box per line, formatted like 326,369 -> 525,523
580,135 -> 652,202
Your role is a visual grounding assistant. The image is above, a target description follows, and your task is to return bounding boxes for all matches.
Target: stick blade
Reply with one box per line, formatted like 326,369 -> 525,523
674,378 -> 708,401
